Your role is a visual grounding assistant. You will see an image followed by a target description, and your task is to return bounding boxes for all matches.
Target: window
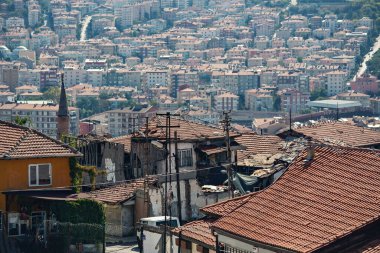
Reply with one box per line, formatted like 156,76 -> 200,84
29,164 -> 51,186
178,149 -> 193,167
8,213 -> 27,236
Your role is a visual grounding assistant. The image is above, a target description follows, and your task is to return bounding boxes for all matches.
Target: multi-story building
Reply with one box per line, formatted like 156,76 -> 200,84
276,72 -> 300,90
5,17 -> 25,29
245,89 -> 274,111
0,103 -> 79,138
326,70 -> 347,96
28,2 -> 41,27
63,64 -> 87,87
370,97 -> 380,115
336,91 -> 370,107
279,88 -> 310,113
142,69 -> 171,89
214,92 -> 239,112
350,74 -> 380,94
105,105 -> 158,137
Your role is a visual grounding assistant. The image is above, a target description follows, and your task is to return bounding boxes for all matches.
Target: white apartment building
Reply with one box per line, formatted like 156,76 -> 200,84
5,17 -> 25,29
326,70 -> 347,96
28,4 -> 41,27
214,92 -> 239,112
64,65 -> 87,87
86,69 -> 105,87
143,70 -> 171,89
105,105 -> 158,137
0,103 -> 79,138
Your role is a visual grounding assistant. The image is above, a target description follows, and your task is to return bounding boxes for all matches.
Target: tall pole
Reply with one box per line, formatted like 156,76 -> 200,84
156,112 -> 180,253
163,113 -> 169,253
336,101 -> 339,121
174,131 -> 182,223
221,111 -> 233,199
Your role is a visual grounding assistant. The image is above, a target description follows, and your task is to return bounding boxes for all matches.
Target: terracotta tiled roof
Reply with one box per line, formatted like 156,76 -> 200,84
136,117 -> 239,142
172,219 -> 216,249
108,135 -> 132,153
235,133 -> 283,157
201,194 -> 254,217
212,146 -> 380,253
0,120 -> 81,159
358,240 -> 380,253
75,178 -> 156,204
294,121 -> 380,147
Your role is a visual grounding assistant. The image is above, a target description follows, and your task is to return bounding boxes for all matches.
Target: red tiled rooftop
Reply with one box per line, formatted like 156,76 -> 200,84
294,121 -> 380,147
235,133 -> 283,160
0,120 -> 81,159
172,219 -> 216,249
75,178 -> 156,204
137,117 -> 240,142
108,134 -> 132,153
201,194 -> 254,217
212,146 -> 380,253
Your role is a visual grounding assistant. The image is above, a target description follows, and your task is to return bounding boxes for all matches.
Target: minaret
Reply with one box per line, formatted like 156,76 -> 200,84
57,74 -> 70,140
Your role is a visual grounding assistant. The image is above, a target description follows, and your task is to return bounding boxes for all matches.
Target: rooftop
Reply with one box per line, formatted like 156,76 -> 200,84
172,219 -> 216,249
293,121 -> 380,147
0,120 -> 81,159
212,146 -> 380,253
75,178 -> 156,204
307,99 -> 362,109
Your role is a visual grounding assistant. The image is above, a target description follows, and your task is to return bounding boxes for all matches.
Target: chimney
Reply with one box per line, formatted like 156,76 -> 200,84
304,138 -> 315,162
57,74 -> 70,140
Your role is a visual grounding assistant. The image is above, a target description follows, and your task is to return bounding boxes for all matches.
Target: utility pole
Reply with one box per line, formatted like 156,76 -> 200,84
221,111 -> 233,199
156,112 -> 180,253
174,131 -> 182,223
336,101 -> 339,121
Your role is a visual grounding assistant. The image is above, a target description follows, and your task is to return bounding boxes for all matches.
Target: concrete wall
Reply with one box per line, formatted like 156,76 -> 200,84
105,202 -> 135,237
218,234 -> 276,253
148,179 -> 229,221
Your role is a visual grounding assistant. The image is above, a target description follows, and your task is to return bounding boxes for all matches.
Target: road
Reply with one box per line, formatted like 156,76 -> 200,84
354,35 -> 380,80
80,16 -> 92,41
106,244 -> 139,253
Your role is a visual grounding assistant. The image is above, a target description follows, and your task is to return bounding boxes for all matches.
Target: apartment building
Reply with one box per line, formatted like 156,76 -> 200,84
105,105 -> 158,137
326,70 -> 347,96
214,92 -> 239,112
349,74 -> 379,94
279,88 -> 310,113
0,103 -> 79,138
142,69 -> 171,89
245,88 -> 273,111
336,91 -> 370,107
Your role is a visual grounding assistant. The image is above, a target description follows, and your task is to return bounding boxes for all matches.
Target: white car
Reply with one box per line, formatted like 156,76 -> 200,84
136,216 -> 180,247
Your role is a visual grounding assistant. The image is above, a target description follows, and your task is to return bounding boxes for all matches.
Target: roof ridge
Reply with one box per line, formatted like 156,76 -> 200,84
3,128 -> 32,158
0,119 -> 81,158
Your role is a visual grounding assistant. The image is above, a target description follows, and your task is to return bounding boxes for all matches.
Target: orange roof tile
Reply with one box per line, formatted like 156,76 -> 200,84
137,117 -> 239,142
212,146 -> 380,253
294,121 -> 380,147
235,133 -> 283,157
201,194 -> 254,217
172,219 -> 216,249
0,120 -> 81,159
75,178 -> 156,204
108,134 -> 132,153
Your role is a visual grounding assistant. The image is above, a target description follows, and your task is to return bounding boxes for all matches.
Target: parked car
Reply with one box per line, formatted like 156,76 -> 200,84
136,216 -> 180,248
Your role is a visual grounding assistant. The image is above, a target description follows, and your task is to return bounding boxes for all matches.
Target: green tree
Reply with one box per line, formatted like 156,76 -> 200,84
310,88 -> 328,101
14,116 -> 31,126
43,87 -> 60,103
273,94 -> 281,111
